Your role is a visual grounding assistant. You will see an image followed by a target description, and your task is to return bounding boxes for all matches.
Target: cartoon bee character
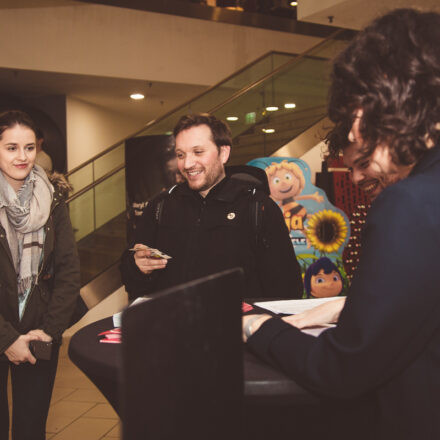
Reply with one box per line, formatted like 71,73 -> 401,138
266,160 -> 323,231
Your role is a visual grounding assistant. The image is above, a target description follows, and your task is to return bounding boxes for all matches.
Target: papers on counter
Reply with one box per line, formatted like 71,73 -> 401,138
112,296 -> 151,328
300,324 -> 335,337
254,297 -> 341,315
254,297 -> 342,337
98,328 -> 121,344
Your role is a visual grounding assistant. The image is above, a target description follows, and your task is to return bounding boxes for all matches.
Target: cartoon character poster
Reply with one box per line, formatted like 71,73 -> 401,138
247,157 -> 350,298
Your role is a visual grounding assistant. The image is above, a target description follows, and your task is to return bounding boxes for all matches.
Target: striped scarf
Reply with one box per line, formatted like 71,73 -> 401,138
0,165 -> 53,298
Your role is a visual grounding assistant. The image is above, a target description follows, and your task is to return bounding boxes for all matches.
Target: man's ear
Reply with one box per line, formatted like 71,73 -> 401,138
219,145 -> 231,164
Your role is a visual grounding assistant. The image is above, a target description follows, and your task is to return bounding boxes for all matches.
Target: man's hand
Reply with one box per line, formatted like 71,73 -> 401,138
282,297 -> 346,329
27,329 -> 53,342
133,243 -> 168,275
4,335 -> 38,365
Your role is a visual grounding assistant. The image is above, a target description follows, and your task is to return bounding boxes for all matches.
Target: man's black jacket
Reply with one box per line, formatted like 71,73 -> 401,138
120,176 -> 303,300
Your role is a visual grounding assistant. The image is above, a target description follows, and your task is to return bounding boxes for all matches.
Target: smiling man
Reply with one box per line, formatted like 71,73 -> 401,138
121,113 -> 303,300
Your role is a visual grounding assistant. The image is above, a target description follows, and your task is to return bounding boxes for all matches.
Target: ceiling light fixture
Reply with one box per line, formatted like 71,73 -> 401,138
284,103 -> 297,109
226,116 -> 239,121
262,128 -> 275,134
130,93 -> 145,100
290,1 -> 298,6
265,106 -> 279,112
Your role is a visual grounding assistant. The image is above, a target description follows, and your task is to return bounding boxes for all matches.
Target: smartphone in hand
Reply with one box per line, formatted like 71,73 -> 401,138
29,340 -> 53,360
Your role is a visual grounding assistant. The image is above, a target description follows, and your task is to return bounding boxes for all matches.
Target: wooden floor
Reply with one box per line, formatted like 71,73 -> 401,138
7,340 -> 120,440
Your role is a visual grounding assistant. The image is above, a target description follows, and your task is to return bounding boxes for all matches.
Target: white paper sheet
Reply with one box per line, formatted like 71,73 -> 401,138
254,298 -> 340,337
112,296 -> 151,328
254,297 -> 341,315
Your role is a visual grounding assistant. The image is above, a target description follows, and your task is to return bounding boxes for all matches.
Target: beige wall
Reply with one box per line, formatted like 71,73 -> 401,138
0,3 -> 325,170
0,4 -> 322,87
66,97 -> 143,171
300,141 -> 327,185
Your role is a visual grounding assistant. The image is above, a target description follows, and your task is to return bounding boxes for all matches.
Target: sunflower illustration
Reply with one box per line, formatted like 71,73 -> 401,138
305,210 -> 348,253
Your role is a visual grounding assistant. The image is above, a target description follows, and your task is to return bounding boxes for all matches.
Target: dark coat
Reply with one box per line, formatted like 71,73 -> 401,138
121,176 -> 303,300
248,145 -> 440,439
0,176 -> 80,355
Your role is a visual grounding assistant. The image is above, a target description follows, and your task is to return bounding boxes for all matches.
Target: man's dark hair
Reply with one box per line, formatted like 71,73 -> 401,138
173,113 -> 232,150
326,8 -> 440,166
0,110 -> 37,140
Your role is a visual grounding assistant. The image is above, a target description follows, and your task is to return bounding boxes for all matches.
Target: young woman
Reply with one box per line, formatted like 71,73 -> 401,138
0,111 -> 80,440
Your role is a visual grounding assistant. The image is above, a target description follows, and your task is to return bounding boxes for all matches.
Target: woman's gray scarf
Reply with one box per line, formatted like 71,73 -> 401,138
0,165 -> 53,298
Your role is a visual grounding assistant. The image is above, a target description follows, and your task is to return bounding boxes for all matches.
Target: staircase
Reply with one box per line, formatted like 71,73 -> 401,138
66,29 -> 353,296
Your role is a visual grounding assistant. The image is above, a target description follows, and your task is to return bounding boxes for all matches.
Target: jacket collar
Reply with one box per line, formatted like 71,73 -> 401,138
175,176 -> 254,203
410,143 -> 440,176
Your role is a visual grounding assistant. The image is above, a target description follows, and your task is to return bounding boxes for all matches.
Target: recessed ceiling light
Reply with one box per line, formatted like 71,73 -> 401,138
290,1 -> 298,6
284,103 -> 297,109
265,106 -> 279,112
130,93 -> 145,100
262,128 -> 275,134
226,116 -> 238,121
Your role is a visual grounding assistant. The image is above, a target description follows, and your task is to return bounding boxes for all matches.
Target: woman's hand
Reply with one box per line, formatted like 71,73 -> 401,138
4,335 -> 38,365
242,314 -> 272,342
27,329 -> 53,342
282,297 -> 346,329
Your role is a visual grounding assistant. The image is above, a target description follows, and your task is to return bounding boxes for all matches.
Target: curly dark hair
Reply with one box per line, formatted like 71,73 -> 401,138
173,113 -> 232,150
326,8 -> 440,166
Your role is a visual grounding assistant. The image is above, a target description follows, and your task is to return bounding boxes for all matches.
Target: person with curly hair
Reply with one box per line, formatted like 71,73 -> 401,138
243,9 -> 440,439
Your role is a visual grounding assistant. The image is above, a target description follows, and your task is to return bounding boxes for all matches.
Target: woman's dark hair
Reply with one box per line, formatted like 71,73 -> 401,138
326,9 -> 440,166
173,113 -> 232,150
0,110 -> 38,140
304,257 -> 342,298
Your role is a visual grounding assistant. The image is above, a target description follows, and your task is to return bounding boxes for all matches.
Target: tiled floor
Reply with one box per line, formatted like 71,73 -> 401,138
7,338 -> 121,440
5,288 -> 128,439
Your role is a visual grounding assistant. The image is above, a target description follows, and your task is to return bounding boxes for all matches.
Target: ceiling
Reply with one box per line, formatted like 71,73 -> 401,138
0,67 -> 208,124
298,0 -> 440,30
1,0 -> 439,128
0,0 -> 77,8
0,0 -> 210,124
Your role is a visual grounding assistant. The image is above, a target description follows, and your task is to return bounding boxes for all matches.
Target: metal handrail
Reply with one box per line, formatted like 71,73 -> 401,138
208,29 -> 345,114
66,49 -> 297,177
66,164 -> 125,204
66,29 -> 351,199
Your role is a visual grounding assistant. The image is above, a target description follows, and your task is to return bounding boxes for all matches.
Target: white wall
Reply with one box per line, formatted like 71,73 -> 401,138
66,97 -> 143,171
300,141 -> 327,184
0,3 -> 326,170
0,4 -> 322,87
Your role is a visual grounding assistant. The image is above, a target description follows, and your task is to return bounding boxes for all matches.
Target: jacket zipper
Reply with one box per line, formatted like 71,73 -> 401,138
183,198 -> 205,280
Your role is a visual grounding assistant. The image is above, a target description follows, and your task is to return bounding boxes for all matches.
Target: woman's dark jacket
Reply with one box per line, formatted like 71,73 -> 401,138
248,145 -> 440,439
0,175 -> 80,355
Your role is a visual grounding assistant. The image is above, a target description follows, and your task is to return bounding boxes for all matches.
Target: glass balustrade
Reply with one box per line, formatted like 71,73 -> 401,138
68,168 -> 127,284
67,52 -> 295,200
66,32 -> 352,284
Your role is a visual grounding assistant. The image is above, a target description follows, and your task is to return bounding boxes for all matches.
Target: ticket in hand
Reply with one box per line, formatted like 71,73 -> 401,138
129,245 -> 172,260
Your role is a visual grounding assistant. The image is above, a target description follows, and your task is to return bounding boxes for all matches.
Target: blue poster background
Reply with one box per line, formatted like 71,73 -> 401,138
248,157 -> 351,297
